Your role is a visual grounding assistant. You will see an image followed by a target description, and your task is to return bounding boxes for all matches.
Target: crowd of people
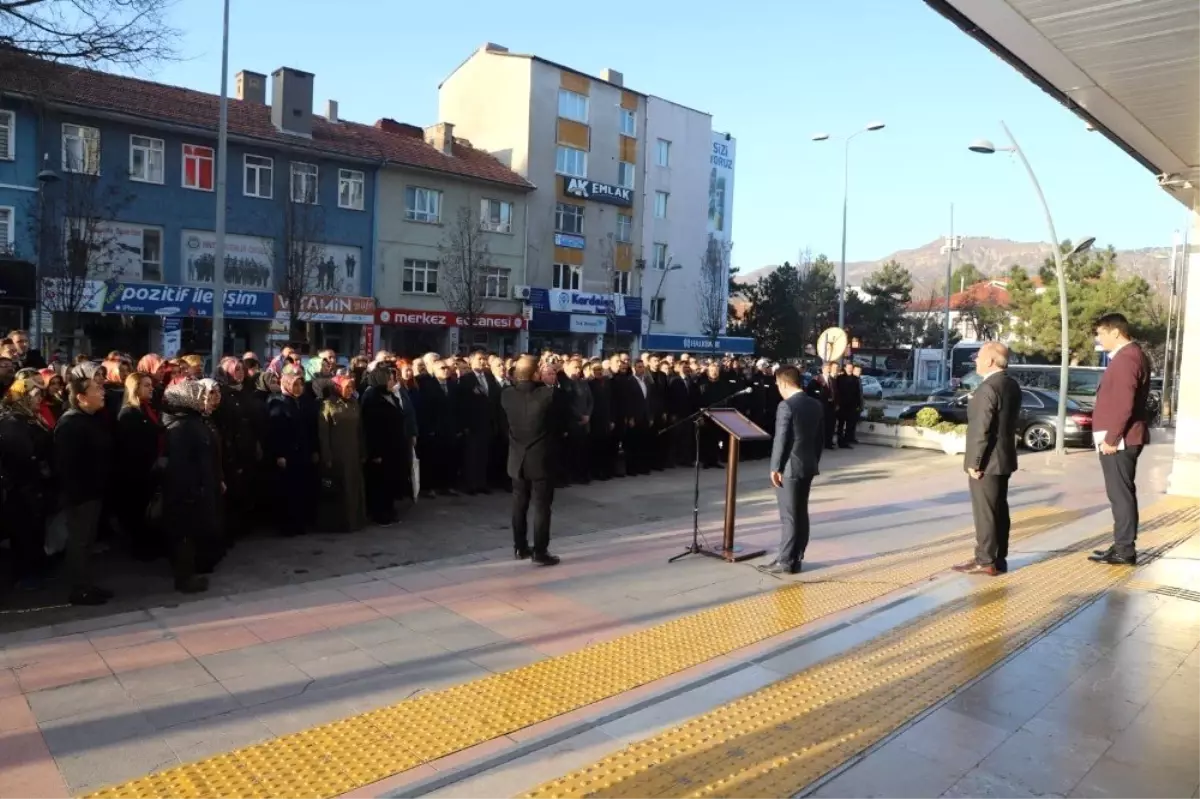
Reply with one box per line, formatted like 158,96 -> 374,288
0,327 -> 868,607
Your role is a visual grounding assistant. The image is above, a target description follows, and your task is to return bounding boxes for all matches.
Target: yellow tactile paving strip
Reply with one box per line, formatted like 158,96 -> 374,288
83,505 -> 1081,799
523,497 -> 1199,799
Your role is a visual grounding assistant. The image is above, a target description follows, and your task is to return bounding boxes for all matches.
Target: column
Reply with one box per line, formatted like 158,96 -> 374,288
1168,207 -> 1199,497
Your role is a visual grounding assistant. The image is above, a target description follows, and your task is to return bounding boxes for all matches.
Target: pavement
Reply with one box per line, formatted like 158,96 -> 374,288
0,441 -> 1195,799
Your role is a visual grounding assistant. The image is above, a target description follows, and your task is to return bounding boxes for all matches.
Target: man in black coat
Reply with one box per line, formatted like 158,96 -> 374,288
834,363 -> 861,448
623,360 -> 654,475
763,366 -> 824,575
457,350 -> 501,494
954,342 -> 1022,576
805,362 -> 838,450
501,357 -> 561,566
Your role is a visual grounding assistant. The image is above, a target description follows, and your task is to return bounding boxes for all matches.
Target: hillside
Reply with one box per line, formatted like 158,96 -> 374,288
736,237 -> 1174,294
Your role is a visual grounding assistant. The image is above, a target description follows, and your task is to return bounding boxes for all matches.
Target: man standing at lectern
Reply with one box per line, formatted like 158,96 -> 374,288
763,366 -> 825,575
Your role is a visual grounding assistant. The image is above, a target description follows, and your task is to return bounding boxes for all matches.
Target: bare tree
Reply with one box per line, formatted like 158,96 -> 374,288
696,234 -> 731,347
596,232 -> 623,336
275,198 -> 327,346
438,206 -> 493,334
0,0 -> 178,67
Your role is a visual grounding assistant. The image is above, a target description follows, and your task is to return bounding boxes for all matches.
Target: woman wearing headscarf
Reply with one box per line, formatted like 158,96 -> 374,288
136,354 -> 167,409
115,371 -> 165,561
266,365 -> 319,536
0,370 -> 55,589
39,368 -> 65,425
317,374 -> 368,532
213,356 -> 259,541
360,366 -> 404,525
159,379 -> 215,594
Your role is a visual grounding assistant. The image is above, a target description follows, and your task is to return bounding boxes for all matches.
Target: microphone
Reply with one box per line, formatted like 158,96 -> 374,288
732,386 -> 753,396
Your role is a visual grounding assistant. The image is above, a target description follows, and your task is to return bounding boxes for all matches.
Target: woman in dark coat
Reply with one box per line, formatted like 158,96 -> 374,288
115,371 -> 164,561
359,366 -> 404,525
266,366 -> 319,536
317,375 -> 368,532
214,357 -> 259,541
160,379 -> 214,594
246,370 -> 278,525
0,371 -> 55,589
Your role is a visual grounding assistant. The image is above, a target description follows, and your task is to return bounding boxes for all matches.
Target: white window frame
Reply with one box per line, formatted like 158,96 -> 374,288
619,108 -> 637,137
0,206 -> 13,251
290,162 -> 319,204
656,138 -> 671,167
480,198 -> 513,233
0,111 -> 15,160
612,270 -> 630,295
62,123 -> 101,175
617,161 -> 635,190
480,266 -> 511,299
654,191 -> 669,219
650,297 -> 665,323
338,168 -> 365,210
401,258 -> 439,294
182,143 -> 215,191
653,242 -> 669,270
139,226 -> 164,281
557,89 -> 589,123
243,154 -> 273,199
554,202 -> 584,235
128,135 -> 164,184
555,146 -> 588,179
616,213 -> 632,243
552,263 -> 582,291
405,186 -> 442,223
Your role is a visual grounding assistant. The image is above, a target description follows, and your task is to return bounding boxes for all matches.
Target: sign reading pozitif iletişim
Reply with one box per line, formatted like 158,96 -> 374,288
561,177 -> 633,207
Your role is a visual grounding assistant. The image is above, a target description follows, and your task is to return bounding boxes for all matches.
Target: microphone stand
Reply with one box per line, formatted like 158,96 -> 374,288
662,386 -> 752,564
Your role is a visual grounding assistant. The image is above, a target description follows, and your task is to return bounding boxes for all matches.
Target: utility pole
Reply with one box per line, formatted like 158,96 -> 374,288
939,205 -> 963,387
209,0 -> 231,362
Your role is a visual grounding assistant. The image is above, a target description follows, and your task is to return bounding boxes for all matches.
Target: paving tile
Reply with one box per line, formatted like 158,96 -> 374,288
174,623 -> 262,657
360,634 -> 453,670
198,643 -> 293,681
977,716 -> 1111,797
1070,755 -> 1199,799
0,694 -> 35,732
221,663 -> 312,707
38,703 -> 157,759
157,707 -> 274,763
812,738 -> 969,798
1104,714 -> 1200,769
295,648 -> 387,688
270,628 -> 358,664
252,690 -> 363,738
14,650 -> 111,692
0,726 -> 71,798
86,621 -> 174,651
888,706 -> 1011,768
943,681 -> 1060,734
463,640 -> 546,673
134,680 -> 240,730
337,617 -> 408,648
943,767 -> 1053,798
0,668 -> 19,698
3,633 -> 95,668
390,605 -> 471,633
421,619 -> 509,653
116,659 -> 215,701
242,610 -> 329,642
100,639 -> 191,673
25,674 -> 130,723
54,730 -> 179,796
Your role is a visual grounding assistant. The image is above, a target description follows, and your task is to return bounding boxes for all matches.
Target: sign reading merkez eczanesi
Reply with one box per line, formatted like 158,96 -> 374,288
100,282 -> 275,319
562,177 -> 633,207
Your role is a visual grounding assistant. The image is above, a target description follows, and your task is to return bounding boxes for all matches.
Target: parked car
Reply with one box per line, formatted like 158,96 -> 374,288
898,387 -> 1093,451
925,387 -> 963,402
860,375 -> 884,400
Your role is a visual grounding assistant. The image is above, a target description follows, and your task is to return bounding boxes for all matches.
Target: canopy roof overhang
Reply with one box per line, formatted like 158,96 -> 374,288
924,0 -> 1200,209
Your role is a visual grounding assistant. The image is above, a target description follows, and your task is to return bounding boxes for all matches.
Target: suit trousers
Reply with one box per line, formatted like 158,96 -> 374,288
65,499 -> 102,590
461,431 -> 490,492
969,474 -> 1011,567
822,404 -> 836,447
512,477 -> 554,555
775,476 -> 814,566
1100,446 -> 1142,557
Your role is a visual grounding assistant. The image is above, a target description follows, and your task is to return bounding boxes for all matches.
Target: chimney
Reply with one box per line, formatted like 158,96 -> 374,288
601,68 -> 624,87
270,67 -> 314,137
424,122 -> 454,156
235,70 -> 266,104
325,99 -> 339,124
482,42 -> 509,53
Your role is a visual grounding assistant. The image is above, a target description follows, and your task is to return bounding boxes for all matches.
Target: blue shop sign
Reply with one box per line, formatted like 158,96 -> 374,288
640,333 -> 756,355
554,232 -> 585,249
530,309 -> 640,336
100,282 -> 275,319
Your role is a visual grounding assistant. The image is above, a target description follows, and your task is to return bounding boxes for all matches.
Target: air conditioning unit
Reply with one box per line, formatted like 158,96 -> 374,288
512,284 -> 532,301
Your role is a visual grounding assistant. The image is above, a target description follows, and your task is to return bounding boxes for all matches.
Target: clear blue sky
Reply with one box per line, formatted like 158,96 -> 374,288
146,0 -> 1186,272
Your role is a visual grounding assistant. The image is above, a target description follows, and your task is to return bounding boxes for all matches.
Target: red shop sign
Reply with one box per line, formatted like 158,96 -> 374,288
376,308 -> 524,330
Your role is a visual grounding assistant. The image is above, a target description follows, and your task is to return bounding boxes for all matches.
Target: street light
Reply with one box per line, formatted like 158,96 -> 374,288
649,260 -> 683,331
32,157 -> 60,352
210,0 -> 231,362
970,122 -> 1093,455
812,121 -> 886,329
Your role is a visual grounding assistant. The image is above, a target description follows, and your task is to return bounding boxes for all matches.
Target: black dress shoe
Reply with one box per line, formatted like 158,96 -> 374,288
94,585 -> 115,600
1089,550 -> 1136,565
531,552 -> 560,567
514,547 -> 532,560
69,587 -> 109,606
1092,546 -> 1115,557
759,562 -> 800,575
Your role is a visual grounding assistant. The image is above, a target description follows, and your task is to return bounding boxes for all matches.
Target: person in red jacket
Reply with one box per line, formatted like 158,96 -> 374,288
1089,313 -> 1152,565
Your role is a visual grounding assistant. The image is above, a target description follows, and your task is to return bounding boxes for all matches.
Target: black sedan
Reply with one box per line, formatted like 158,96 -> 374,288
898,387 -> 1094,451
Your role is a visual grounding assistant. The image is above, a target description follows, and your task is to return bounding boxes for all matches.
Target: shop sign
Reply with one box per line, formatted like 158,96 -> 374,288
554,232 -> 585,249
639,333 -> 755,355
375,308 -> 524,330
546,289 -> 625,316
275,294 -> 374,323
561,177 -> 633,207
85,280 -> 275,319
568,314 -> 606,334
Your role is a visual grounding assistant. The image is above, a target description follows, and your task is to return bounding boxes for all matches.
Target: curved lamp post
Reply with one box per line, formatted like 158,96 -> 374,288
812,121 -> 886,330
648,261 -> 683,332
969,123 -> 1093,455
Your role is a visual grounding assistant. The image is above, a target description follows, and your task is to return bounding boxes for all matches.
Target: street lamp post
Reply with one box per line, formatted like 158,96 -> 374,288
33,158 -> 60,352
649,260 -> 682,332
210,0 -> 231,362
969,122 -> 1093,455
812,122 -> 885,330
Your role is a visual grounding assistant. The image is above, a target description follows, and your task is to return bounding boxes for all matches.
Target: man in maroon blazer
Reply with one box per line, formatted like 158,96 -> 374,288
1089,313 -> 1153,565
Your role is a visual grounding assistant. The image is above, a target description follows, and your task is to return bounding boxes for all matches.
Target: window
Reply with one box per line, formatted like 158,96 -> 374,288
481,198 -> 513,233
182,144 -> 214,191
617,161 -> 635,189
616,213 -> 632,243
555,202 -> 584,235
62,123 -> 100,174
653,242 -> 669,269
1067,369 -> 1102,398
555,145 -> 587,178
129,135 -> 164,183
290,162 -> 319,203
1020,390 -> 1045,409
612,270 -> 630,295
480,266 -> 511,299
650,297 -> 665,323
0,207 -> 12,251
405,186 -> 442,223
0,111 -> 14,160
401,258 -> 439,294
338,168 -> 365,210
558,89 -> 589,122
654,191 -> 669,219
656,138 -> 671,167
552,263 -> 582,290
140,227 -> 163,281
244,154 -> 273,199
619,108 -> 636,137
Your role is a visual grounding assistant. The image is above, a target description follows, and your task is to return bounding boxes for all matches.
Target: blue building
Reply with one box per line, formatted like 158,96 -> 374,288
0,62 -> 381,357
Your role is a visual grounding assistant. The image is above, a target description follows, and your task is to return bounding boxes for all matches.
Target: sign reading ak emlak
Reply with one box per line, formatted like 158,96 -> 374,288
561,177 -> 633,207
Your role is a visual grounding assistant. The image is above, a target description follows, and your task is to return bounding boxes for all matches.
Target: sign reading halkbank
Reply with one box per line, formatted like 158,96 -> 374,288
561,177 -> 633,207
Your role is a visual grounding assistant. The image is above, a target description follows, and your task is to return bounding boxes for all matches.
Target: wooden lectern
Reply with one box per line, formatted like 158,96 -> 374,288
704,409 -> 771,562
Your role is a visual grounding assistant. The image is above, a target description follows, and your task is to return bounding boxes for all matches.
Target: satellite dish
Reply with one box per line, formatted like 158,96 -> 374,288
816,327 -> 848,362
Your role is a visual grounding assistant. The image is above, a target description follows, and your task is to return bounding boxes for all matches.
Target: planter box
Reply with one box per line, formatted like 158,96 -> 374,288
858,422 -> 966,456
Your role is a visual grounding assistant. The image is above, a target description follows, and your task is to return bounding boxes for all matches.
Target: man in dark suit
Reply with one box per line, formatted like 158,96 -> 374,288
805,363 -> 838,450
834,363 -> 860,448
623,360 -> 654,475
762,366 -> 825,575
954,342 -> 1022,576
456,350 -> 500,494
1089,313 -> 1152,565
501,356 -> 560,566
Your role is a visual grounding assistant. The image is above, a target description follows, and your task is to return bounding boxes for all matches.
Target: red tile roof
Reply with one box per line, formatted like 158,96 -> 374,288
0,57 -> 533,190
908,281 -> 1012,312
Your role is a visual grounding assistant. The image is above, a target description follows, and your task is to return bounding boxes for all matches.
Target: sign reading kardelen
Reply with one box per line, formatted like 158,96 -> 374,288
376,308 -> 524,330
275,294 -> 374,324
561,177 -> 633,207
